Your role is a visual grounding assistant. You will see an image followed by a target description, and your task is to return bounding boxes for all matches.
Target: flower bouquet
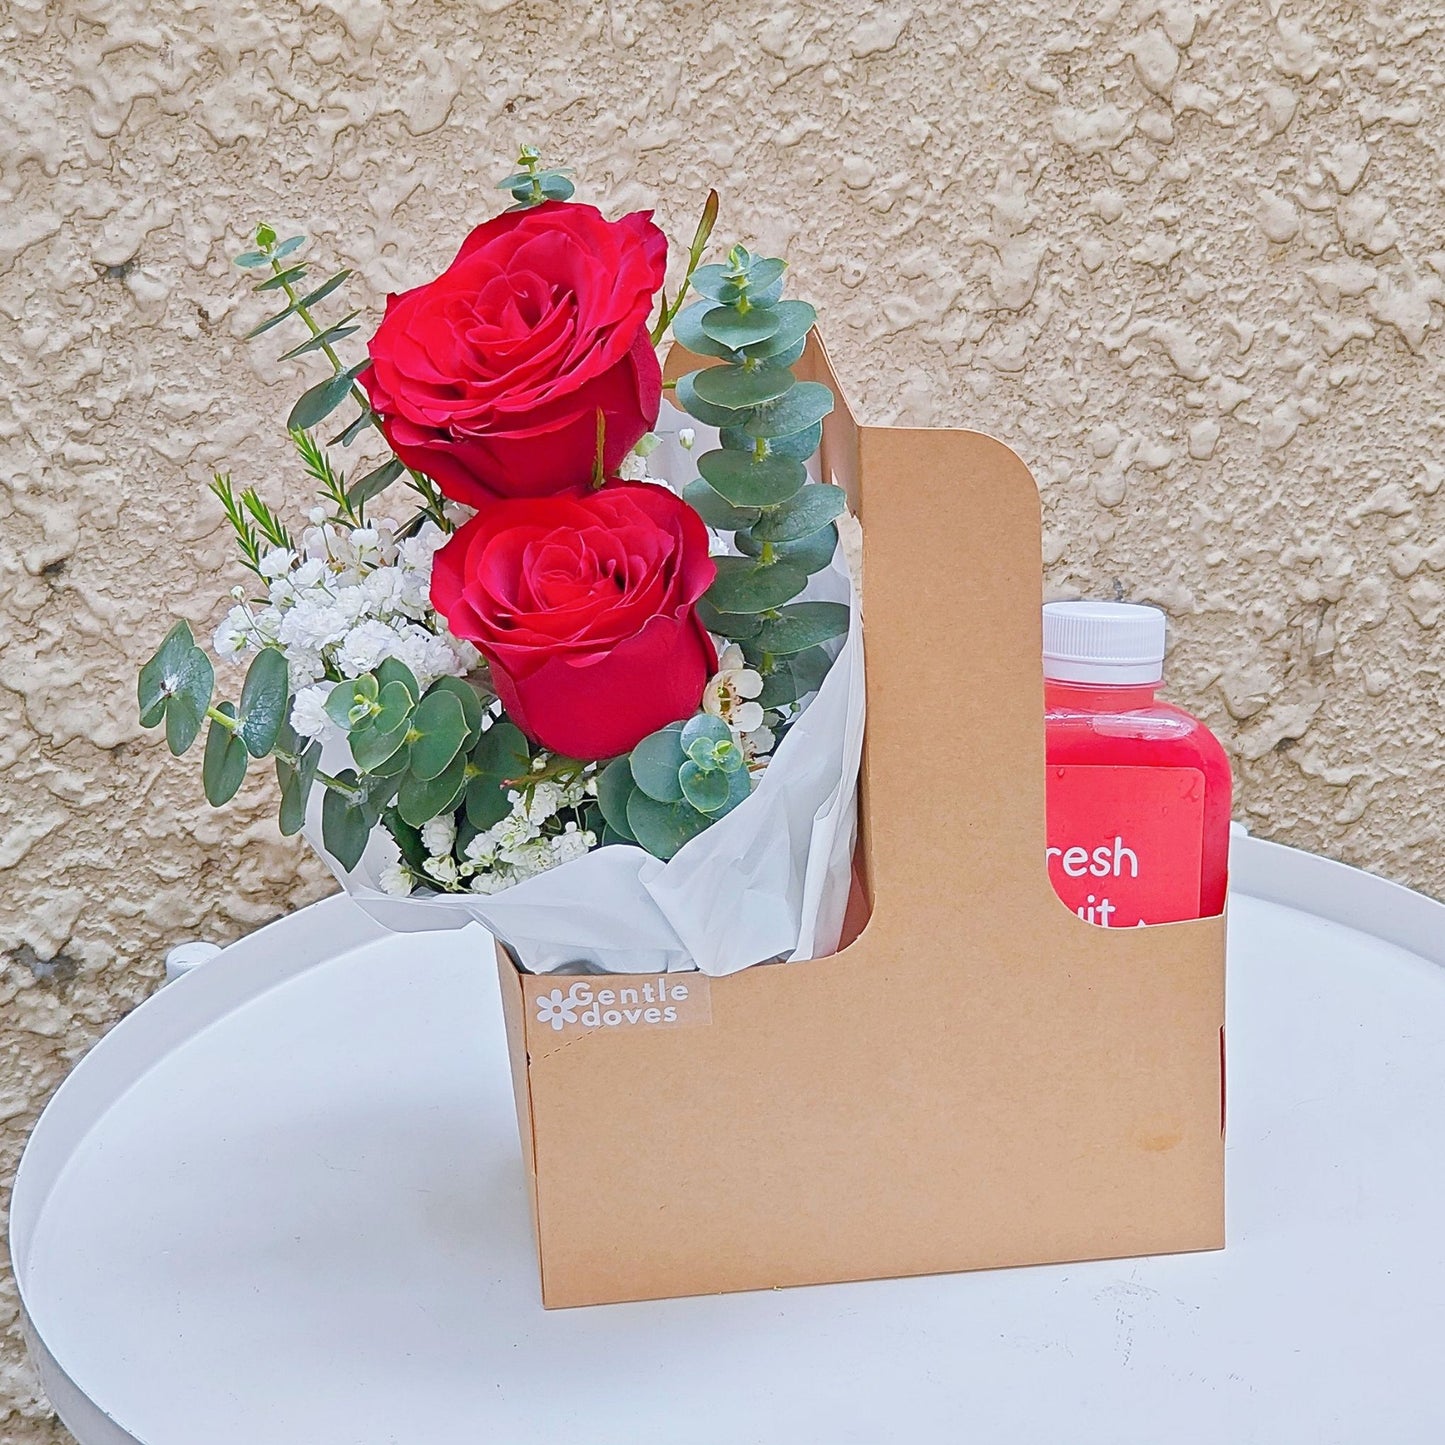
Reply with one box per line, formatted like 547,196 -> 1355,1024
139,150 -> 864,977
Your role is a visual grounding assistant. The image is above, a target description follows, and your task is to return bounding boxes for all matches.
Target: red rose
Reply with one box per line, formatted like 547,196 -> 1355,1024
360,202 -> 667,506
431,482 -> 717,759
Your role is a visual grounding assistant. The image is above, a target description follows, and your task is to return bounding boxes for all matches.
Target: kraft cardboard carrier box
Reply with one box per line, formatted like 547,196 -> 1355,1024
497,336 -> 1227,1309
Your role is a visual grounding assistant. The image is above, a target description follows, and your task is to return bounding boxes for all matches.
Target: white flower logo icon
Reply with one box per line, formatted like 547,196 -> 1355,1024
535,985 -> 583,1032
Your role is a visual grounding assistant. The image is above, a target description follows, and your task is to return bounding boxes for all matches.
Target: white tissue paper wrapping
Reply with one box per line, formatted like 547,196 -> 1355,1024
303,546 -> 864,977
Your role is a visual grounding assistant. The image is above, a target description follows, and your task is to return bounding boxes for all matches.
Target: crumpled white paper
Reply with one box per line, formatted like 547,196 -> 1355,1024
304,546 -> 865,977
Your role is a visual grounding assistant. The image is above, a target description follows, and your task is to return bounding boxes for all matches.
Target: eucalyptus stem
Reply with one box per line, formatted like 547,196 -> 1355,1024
267,255 -> 449,532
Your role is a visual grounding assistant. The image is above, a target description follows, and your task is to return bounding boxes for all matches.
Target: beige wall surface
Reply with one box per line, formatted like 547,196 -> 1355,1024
2,0 -> 1442,1434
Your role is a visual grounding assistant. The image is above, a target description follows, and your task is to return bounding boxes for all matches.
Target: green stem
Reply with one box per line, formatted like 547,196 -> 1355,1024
650,192 -> 720,345
314,768 -> 361,798
206,705 -> 240,732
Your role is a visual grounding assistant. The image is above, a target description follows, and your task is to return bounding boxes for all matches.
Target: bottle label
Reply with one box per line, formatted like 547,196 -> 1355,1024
1046,766 -> 1205,926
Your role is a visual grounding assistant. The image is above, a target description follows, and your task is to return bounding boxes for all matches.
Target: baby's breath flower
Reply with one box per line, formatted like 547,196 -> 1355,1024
422,854 -> 460,888
258,547 -> 296,579
213,605 -> 254,660
420,815 -> 457,858
378,861 -> 415,898
290,683 -> 336,743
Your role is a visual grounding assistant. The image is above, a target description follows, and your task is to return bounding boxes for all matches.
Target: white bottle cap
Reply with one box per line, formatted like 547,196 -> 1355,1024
1042,601 -> 1166,685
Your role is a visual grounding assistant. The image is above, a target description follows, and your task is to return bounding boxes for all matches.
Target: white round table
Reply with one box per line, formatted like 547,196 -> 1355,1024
13,833 -> 1445,1444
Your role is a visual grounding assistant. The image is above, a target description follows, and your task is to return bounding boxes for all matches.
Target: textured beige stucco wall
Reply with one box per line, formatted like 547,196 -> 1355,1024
2,0 -> 1442,1434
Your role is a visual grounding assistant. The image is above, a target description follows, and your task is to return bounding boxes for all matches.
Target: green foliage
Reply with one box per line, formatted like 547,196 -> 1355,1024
275,720 -> 321,836
235,646 -> 289,757
651,188 -> 720,345
321,769 -> 376,871
309,667 -> 543,846
600,709 -> 753,860
734,521 -> 838,577
208,474 -> 265,577
465,718 -> 532,829
137,621 -> 215,756
696,450 -> 805,508
202,702 -> 248,805
234,223 -> 447,531
756,645 -> 834,709
671,240 -> 844,739
681,476 -> 759,531
753,601 -> 849,657
707,556 -> 807,614
287,362 -> 368,431
498,144 -> 576,209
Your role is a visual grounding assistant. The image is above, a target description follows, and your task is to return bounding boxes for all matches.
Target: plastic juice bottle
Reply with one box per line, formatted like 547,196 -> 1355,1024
1043,601 -> 1231,926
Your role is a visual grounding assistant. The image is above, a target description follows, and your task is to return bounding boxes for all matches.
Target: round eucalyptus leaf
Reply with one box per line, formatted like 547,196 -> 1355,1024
322,778 -> 372,872
137,620 -> 196,726
698,305 -> 782,349
734,522 -> 838,576
629,723 -> 687,802
743,259 -> 787,307
202,703 -> 248,806
756,601 -> 851,656
671,302 -> 737,360
691,362 -> 794,412
675,370 -> 745,429
325,675 -> 377,731
686,737 -> 719,766
739,300 -> 816,359
375,656 -> 420,703
407,691 -> 469,780
697,449 -> 806,507
723,422 -> 823,461
626,792 -> 714,860
680,760 -> 730,815
163,645 -> 214,757
706,557 -> 807,614
370,680 -> 415,737
350,712 -> 412,772
687,263 -> 745,303
370,737 -> 413,778
596,755 -> 639,841
754,483 -> 848,543
743,381 -> 835,439
424,676 -> 485,742
398,748 -> 468,828
757,645 -> 834,709
696,596 -> 763,641
236,646 -> 289,757
681,477 -> 760,533
471,718 -> 532,782
743,336 -> 805,370
681,713 -> 731,752
464,770 -> 511,831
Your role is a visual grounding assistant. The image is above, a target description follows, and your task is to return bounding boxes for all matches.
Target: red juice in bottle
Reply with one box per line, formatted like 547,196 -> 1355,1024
1043,602 -> 1231,926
